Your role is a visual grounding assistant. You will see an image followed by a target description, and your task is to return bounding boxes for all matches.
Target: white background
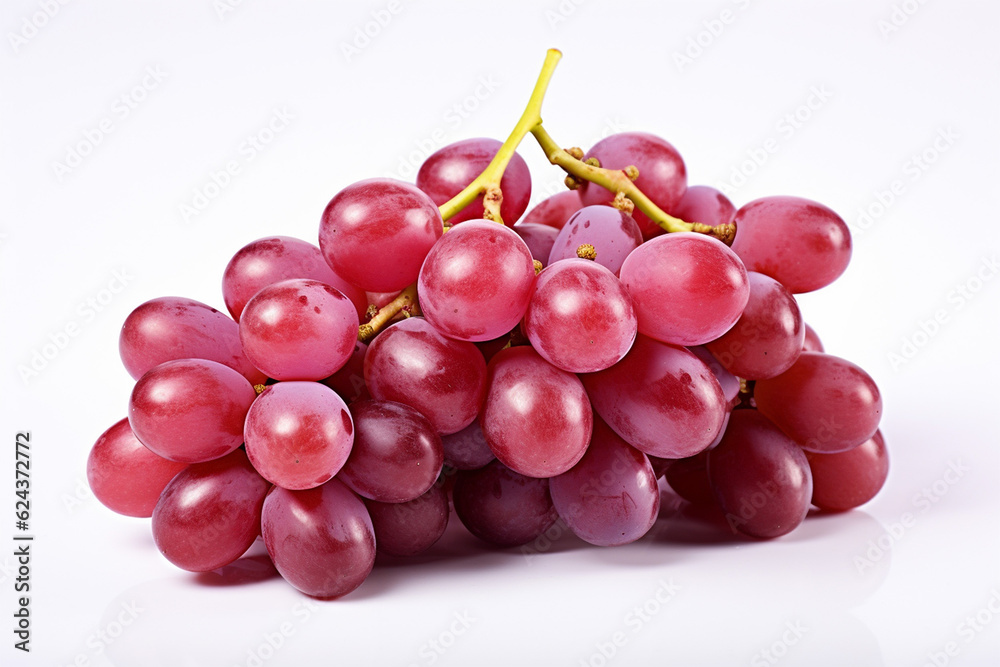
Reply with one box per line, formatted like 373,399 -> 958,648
2,1 -> 999,666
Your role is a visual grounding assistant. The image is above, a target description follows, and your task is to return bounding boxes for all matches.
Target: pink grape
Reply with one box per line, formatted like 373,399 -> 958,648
261,480 -> 375,599
523,258 -> 637,373
689,345 -> 740,407
806,430 -> 889,511
803,323 -> 824,352
579,132 -> 686,239
416,138 -> 531,226
731,196 -> 851,294
707,409 -> 813,539
521,190 -> 582,229
119,296 -> 265,385
222,235 -> 367,321
337,399 -> 443,503
664,450 -> 714,505
320,341 -> 369,403
417,220 -> 536,342
513,222 -> 560,267
619,232 -> 749,346
243,382 -> 354,490
239,278 -> 359,381
364,317 -> 487,434
152,449 -> 270,572
672,185 -> 736,227
549,417 -> 659,546
365,483 -> 450,557
481,346 -> 592,478
440,420 -> 495,470
581,335 -> 726,459
754,352 -> 882,453
705,271 -> 805,380
87,418 -> 187,518
546,205 -> 643,276
319,178 -> 443,292
452,460 -> 557,547
128,358 -> 256,463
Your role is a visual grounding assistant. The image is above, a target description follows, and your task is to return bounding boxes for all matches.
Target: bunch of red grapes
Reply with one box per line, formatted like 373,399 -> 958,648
88,101 -> 886,600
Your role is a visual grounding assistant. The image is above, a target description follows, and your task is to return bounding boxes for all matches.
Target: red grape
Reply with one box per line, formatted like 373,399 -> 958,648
440,420 -> 495,470
416,138 -> 531,225
481,346 -> 592,478
244,381 -> 354,490
546,205 -> 643,276
128,358 -> 256,463
802,323 -> 824,352
806,430 -> 889,511
320,340 -> 369,403
261,480 -> 375,598
671,184 -> 736,227
663,450 -> 714,505
319,178 -> 443,292
417,220 -> 536,342
513,222 -> 560,267
365,483 -> 450,557
521,190 -> 582,229
364,317 -> 487,435
619,232 -> 749,346
152,448 -> 270,572
87,418 -> 187,518
239,278 -> 359,381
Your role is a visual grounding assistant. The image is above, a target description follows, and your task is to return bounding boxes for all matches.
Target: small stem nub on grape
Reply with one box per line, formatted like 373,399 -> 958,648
612,191 -> 635,215
533,259 -> 544,275
566,147 -> 584,160
365,304 -> 379,320
584,157 -> 600,168
564,175 -> 581,190
358,324 -> 376,343
482,186 -> 504,224
253,384 -> 267,395
624,165 -> 639,181
576,244 -> 597,260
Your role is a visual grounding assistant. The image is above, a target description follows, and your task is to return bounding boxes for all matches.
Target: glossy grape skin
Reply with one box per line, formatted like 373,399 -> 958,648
619,232 -> 749,346
239,278 -> 359,381
87,418 -> 187,517
802,323 -> 825,352
581,335 -> 726,459
672,185 -> 736,227
523,259 -> 637,373
513,222 -> 560,267
452,460 -> 557,548
320,341 -> 369,404
319,178 -> 443,292
364,317 -> 487,435
119,296 -> 265,385
338,399 -> 443,503
546,205 -> 643,276
705,271 -> 805,380
417,220 -> 536,342
806,430 -> 889,511
365,483 -> 450,557
549,417 -> 659,546
664,450 -> 714,505
731,196 -> 852,294
481,346 -> 592,478
521,190 -> 582,229
243,382 -> 354,490
261,480 -> 375,599
416,138 -> 531,226
755,352 -> 882,453
128,359 -> 256,463
440,420 -> 495,470
707,410 -> 813,539
222,235 -> 367,322
579,132 -> 687,239
151,449 -> 270,572
689,345 -> 740,408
